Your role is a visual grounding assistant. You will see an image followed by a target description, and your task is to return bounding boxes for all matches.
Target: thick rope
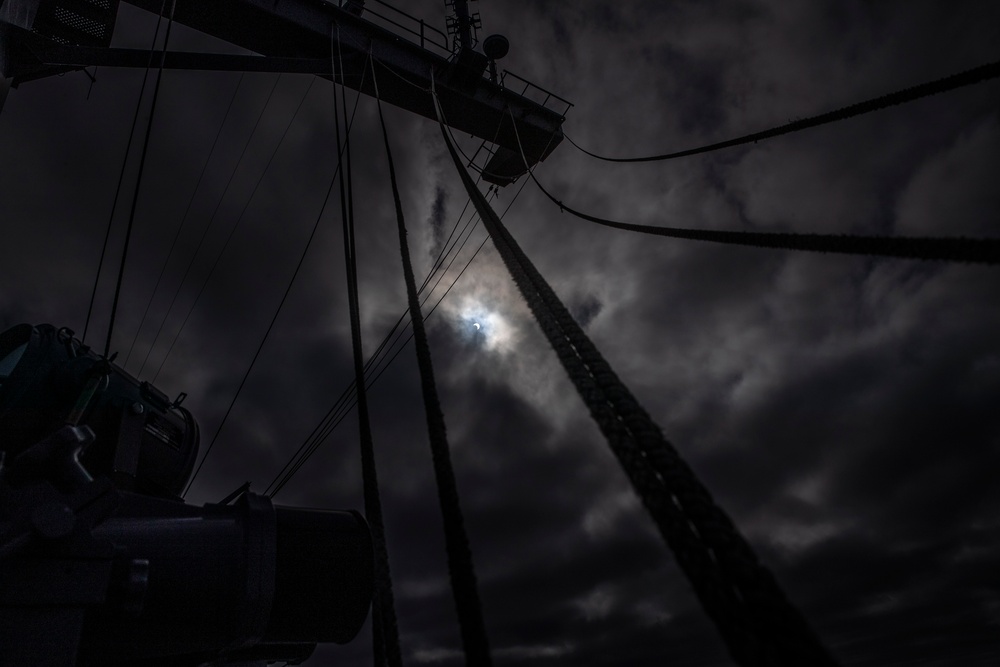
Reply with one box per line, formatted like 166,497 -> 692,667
375,65 -> 492,666
334,33 -> 401,667
565,59 -> 1000,162
518,118 -> 1000,265
434,91 -> 839,666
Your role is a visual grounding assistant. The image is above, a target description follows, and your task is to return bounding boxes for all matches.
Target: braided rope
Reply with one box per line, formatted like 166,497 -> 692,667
334,34 -> 402,667
377,67 -> 492,665
434,91 -> 839,665
565,59 -> 1000,162
527,185 -> 1000,264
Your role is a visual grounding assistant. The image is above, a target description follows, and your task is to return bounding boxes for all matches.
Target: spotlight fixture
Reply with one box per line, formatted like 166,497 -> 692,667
482,34 -> 509,84
482,34 -> 509,61
0,323 -> 373,667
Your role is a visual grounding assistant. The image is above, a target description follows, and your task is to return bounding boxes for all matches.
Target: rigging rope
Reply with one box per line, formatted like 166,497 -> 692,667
420,197 -> 473,294
82,0 -> 168,345
374,64 -> 493,666
335,37 -> 401,667
135,73 -> 282,378
518,118 -> 1000,265
103,0 -> 179,357
146,76 -> 317,382
434,89 -> 839,666
265,53 -> 513,496
264,215 -> 478,498
565,59 -> 1000,162
263,221 -> 489,496
139,75 -> 284,379
123,72 -> 246,371
265,186 -> 512,498
266,179 -> 520,498
184,80 -> 331,497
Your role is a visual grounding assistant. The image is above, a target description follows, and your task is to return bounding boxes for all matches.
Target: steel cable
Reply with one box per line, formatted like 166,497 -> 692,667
140,75 -> 286,379
136,73 -> 283,378
148,78 -> 335,383
266,185 -> 518,500
184,79 -> 335,497
102,0 -> 178,357
82,0 -> 168,345
123,72 -> 246,371
266,190 -> 505,498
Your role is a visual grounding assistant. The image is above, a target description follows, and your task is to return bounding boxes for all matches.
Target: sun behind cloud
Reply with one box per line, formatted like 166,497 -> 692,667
455,294 -> 517,353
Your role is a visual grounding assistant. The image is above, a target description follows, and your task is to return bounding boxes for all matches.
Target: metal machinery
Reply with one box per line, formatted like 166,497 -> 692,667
0,0 -> 571,184
0,323 -> 375,666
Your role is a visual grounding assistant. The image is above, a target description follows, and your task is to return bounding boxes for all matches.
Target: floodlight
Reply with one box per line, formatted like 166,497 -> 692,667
0,323 -> 374,667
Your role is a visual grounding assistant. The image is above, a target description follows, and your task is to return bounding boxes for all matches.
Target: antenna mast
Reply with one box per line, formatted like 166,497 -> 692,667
445,0 -> 481,53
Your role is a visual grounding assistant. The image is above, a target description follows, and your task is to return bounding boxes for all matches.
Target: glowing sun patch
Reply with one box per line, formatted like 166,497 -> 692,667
457,297 -> 514,352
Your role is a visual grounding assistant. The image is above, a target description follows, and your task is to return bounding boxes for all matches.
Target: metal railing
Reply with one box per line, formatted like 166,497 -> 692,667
337,0 -> 451,55
501,69 -> 573,117
332,1 -> 573,118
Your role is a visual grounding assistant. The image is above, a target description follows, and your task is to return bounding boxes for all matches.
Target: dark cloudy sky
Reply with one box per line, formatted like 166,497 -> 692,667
3,1 -> 1000,665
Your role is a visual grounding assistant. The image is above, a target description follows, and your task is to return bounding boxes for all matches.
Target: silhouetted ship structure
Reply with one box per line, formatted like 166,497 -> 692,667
3,1 -> 997,666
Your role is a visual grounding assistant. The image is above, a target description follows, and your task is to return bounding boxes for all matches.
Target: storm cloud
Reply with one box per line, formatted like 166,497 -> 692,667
2,1 -> 999,665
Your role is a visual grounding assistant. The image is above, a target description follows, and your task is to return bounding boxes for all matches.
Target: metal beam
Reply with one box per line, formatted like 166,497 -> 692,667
117,0 -> 566,181
1,0 -> 568,181
25,42 -> 333,74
